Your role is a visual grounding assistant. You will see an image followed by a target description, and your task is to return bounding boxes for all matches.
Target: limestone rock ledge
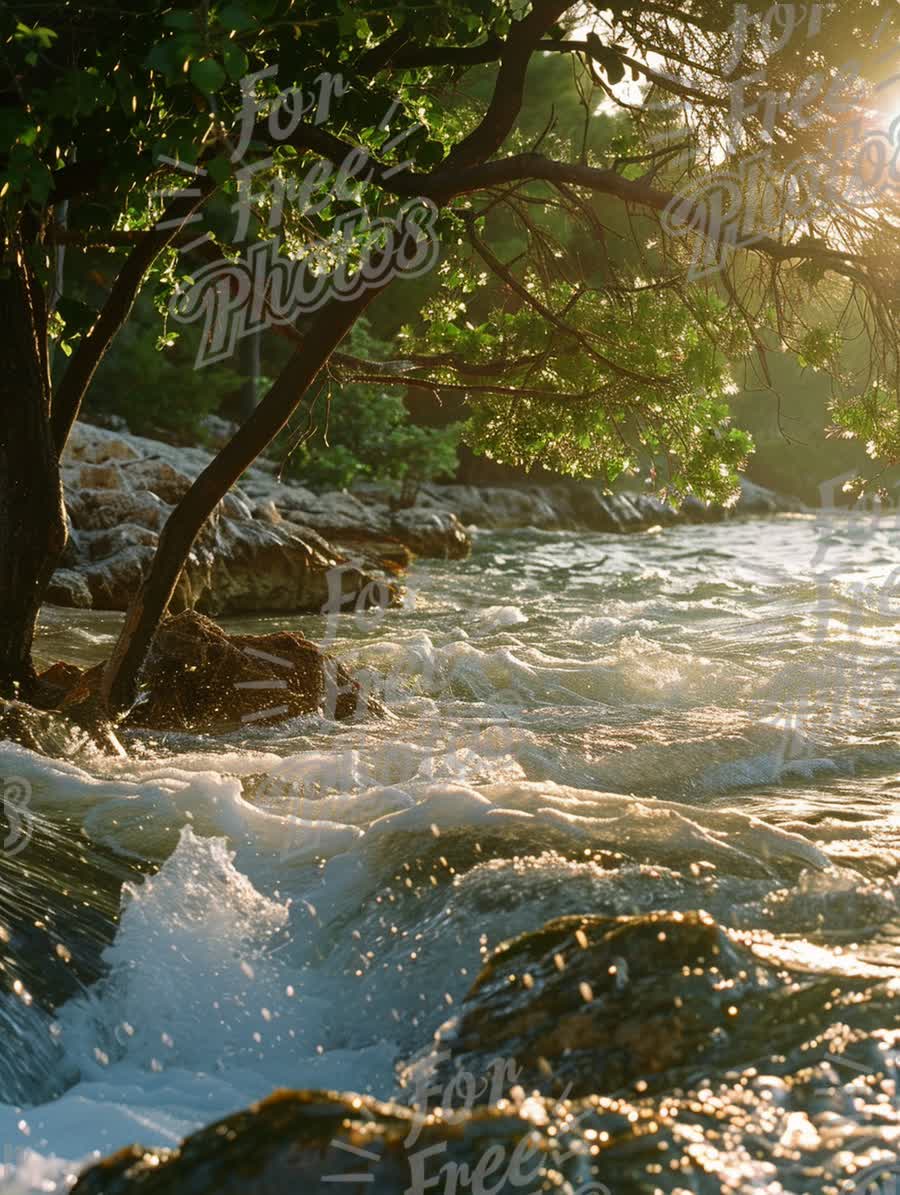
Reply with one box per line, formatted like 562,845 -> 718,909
50,422 -> 802,616
54,423 -> 472,616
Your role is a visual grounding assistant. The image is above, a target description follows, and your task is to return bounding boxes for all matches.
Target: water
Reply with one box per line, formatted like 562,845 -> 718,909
1,512 -> 899,1192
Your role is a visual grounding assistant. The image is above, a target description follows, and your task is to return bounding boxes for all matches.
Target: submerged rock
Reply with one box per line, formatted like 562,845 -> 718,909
71,1089 -> 587,1195
426,910 -> 899,1102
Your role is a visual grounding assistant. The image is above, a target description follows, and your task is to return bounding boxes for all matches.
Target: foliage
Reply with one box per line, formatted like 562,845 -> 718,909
84,292 -> 242,438
278,320 -> 460,493
2,0 -> 897,504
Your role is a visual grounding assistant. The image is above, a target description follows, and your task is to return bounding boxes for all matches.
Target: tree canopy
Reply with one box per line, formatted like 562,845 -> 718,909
4,0 -> 898,503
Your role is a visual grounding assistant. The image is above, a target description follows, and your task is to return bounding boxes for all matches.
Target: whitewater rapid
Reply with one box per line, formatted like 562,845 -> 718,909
1,511 -> 898,1192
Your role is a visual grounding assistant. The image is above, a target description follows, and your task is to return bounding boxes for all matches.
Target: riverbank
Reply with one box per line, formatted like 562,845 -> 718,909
50,421 -> 804,616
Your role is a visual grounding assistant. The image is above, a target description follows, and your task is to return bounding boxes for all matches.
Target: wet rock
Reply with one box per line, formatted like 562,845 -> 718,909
123,610 -> 366,730
71,1090 -> 582,1195
428,910 -> 896,1102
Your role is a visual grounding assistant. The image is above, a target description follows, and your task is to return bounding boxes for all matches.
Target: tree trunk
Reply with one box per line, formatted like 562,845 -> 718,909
237,328 -> 261,422
101,284 -> 386,716
0,237 -> 67,699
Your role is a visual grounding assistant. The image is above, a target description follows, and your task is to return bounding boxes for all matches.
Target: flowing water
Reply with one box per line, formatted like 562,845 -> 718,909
1,512 -> 899,1192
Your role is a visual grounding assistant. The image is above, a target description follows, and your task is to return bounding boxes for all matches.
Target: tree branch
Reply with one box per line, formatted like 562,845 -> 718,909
50,183 -> 214,454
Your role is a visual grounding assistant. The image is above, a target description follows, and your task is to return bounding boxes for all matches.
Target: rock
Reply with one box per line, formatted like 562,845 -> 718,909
252,500 -> 282,524
289,490 -> 387,536
282,491 -> 471,560
180,519 -> 389,618
427,910 -> 895,1103
82,545 -> 157,611
81,524 -> 159,562
608,493 -> 646,530
680,494 -> 723,523
35,660 -> 85,705
64,423 -> 139,464
71,1090 -> 584,1195
123,610 -> 366,730
116,457 -> 195,504
566,486 -> 627,532
77,462 -> 125,491
45,568 -> 92,609
632,494 -> 679,525
220,490 -> 254,521
736,477 -> 805,515
389,508 -> 470,559
419,484 -> 563,530
66,488 -> 170,532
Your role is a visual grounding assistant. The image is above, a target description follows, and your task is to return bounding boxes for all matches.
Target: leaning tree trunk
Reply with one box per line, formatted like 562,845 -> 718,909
0,236 -> 68,699
101,283 -> 387,716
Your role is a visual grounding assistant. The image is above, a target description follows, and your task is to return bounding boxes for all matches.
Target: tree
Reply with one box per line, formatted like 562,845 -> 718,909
1,0 -> 897,714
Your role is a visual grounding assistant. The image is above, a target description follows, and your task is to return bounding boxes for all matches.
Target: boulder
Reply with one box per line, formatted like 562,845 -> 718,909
82,545 -> 157,611
389,508 -> 470,559
45,568 -> 92,609
180,519 -> 390,617
680,494 -> 724,523
420,484 -> 564,530
66,487 -> 170,532
427,910 -> 896,1103
80,524 -> 159,562
76,462 -> 126,491
116,457 -> 195,504
71,1090 -> 584,1195
64,423 -> 139,464
566,486 -> 627,532
608,493 -> 646,530
122,610 -> 366,730
632,493 -> 679,525
736,477 -> 806,515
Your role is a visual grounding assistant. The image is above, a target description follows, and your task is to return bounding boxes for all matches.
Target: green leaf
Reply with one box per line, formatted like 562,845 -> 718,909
217,2 -> 255,32
190,58 -> 227,95
163,10 -> 196,29
145,42 -> 180,78
207,154 -> 232,184
222,43 -> 249,80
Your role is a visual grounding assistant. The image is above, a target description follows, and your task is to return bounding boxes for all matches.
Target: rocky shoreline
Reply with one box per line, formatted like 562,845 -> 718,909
70,910 -> 895,1194
49,421 -> 804,617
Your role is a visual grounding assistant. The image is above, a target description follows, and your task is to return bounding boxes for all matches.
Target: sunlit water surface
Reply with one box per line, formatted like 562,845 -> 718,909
1,513 -> 899,1192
